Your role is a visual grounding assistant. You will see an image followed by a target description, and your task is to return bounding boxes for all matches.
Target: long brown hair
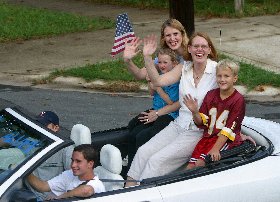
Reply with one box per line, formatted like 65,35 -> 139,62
160,19 -> 189,61
186,32 -> 218,62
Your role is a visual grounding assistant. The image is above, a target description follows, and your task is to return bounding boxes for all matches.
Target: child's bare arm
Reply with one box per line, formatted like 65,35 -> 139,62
146,74 -> 155,96
155,87 -> 173,105
147,82 -> 155,96
143,35 -> 182,86
157,101 -> 180,116
208,135 -> 228,161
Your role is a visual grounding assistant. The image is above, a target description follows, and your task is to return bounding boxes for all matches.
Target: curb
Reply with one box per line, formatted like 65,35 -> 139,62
50,76 -> 280,102
2,73 -> 279,102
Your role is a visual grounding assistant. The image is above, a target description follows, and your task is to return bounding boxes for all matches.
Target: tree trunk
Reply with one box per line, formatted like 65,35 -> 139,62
234,0 -> 244,14
169,0 -> 195,38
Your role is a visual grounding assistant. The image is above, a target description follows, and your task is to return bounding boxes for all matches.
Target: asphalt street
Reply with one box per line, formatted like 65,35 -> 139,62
0,84 -> 279,133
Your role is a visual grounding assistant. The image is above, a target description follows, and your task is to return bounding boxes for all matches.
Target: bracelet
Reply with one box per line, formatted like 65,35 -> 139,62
155,111 -> 159,117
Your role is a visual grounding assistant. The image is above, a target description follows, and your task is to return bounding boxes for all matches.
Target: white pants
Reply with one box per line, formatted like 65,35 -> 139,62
127,121 -> 202,181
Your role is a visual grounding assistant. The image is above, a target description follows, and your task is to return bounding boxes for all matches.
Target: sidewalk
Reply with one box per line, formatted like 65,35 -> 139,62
1,0 -> 280,102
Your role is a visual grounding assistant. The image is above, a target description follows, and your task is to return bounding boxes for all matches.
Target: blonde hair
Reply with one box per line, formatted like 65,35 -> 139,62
160,19 -> 189,61
157,48 -> 179,64
186,32 -> 218,61
217,59 -> 240,76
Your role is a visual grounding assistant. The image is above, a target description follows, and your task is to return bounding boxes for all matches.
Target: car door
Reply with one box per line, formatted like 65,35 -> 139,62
157,157 -> 280,202
0,107 -> 64,201
82,185 -> 163,202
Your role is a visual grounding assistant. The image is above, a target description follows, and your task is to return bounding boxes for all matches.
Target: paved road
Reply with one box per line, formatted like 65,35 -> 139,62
0,84 -> 150,132
0,84 -> 279,133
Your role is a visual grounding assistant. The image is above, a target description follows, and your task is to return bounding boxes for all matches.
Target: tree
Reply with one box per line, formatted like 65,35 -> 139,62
169,0 -> 195,38
235,0 -> 244,15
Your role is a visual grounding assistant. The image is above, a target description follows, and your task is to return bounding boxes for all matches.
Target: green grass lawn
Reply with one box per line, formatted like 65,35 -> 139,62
238,62 -> 280,90
45,54 -> 280,91
87,0 -> 280,18
51,60 -> 136,82
0,2 -> 114,42
1,0 -> 279,92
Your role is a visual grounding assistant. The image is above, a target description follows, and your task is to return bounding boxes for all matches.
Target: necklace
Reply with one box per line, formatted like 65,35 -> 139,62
193,71 -> 203,80
193,64 -> 205,80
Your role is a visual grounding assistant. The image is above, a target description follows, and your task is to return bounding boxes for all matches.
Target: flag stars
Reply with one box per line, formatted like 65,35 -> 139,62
111,13 -> 135,57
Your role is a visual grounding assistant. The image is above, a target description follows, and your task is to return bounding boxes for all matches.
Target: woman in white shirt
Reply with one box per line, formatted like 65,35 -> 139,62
126,32 -> 218,186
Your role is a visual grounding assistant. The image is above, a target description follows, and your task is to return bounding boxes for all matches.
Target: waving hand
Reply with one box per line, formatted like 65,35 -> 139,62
143,34 -> 157,56
123,37 -> 142,61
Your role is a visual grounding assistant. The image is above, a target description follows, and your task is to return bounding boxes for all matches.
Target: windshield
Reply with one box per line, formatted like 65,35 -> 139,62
0,109 -> 53,183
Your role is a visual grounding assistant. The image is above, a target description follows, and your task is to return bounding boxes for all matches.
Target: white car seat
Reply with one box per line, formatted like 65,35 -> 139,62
66,124 -> 92,169
70,124 -> 92,146
95,144 -> 124,191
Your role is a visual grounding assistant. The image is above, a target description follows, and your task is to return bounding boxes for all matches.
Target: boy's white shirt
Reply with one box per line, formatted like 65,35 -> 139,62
48,170 -> 105,196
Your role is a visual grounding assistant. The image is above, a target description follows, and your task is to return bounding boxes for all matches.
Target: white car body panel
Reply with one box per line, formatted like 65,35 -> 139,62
6,108 -> 62,141
0,108 -> 64,196
243,116 -> 280,154
1,104 -> 280,202
158,156 -> 280,202
0,142 -> 62,196
83,187 -> 163,202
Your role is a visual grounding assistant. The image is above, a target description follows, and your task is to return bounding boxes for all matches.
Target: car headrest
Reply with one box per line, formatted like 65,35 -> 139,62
70,124 -> 91,146
100,144 -> 122,174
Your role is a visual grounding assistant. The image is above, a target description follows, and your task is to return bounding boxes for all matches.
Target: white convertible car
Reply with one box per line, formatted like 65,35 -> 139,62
0,99 -> 279,202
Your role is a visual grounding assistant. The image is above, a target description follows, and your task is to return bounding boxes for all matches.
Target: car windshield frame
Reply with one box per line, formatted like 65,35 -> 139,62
0,108 -> 64,189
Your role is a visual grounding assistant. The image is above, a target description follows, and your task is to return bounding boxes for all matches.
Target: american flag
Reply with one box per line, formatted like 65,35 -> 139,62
111,13 -> 135,57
